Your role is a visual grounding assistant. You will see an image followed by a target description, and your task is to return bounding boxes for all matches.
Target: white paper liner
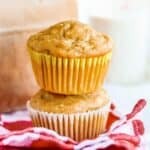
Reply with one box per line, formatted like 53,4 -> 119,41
27,101 -> 110,141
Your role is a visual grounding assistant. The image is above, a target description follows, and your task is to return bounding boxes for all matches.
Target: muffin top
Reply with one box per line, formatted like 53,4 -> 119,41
30,89 -> 109,114
27,20 -> 112,57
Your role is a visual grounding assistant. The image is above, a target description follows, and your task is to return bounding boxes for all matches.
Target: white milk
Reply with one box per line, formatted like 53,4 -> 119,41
147,10 -> 150,80
90,1 -> 149,84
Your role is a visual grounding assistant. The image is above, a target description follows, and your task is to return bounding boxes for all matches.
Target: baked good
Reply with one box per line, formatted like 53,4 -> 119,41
27,20 -> 112,95
27,89 -> 110,141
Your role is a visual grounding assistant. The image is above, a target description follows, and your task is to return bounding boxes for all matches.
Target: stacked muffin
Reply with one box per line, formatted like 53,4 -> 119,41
27,20 -> 112,141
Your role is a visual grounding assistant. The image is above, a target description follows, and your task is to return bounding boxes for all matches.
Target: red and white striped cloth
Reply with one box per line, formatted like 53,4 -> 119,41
0,99 -> 146,150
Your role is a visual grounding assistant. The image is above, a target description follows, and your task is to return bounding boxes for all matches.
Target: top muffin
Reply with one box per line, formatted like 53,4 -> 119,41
27,20 -> 112,57
27,20 -> 112,94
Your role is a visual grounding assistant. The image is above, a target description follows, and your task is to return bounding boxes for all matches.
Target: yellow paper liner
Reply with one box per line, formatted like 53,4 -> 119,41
27,101 -> 110,141
29,49 -> 112,94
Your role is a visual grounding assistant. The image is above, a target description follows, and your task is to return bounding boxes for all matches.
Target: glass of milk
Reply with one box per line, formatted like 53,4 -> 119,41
90,0 -> 149,84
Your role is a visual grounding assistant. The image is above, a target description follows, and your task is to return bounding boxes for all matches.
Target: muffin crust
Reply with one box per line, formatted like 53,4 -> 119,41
27,20 -> 112,57
30,89 -> 109,114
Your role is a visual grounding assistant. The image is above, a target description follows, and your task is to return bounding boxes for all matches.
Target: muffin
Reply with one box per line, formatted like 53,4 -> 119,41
27,20 -> 112,95
27,89 -> 110,141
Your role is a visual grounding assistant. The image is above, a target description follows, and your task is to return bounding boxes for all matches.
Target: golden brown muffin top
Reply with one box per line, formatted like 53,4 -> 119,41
30,89 -> 109,114
27,20 -> 112,57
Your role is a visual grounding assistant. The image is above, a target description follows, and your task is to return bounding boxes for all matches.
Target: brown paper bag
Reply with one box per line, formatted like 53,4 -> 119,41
0,0 -> 77,112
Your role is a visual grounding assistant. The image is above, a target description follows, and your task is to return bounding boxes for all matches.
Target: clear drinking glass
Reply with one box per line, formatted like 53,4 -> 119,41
90,0 -> 149,84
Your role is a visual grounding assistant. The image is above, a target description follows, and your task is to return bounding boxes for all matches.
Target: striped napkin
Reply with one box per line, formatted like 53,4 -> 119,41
0,99 -> 146,150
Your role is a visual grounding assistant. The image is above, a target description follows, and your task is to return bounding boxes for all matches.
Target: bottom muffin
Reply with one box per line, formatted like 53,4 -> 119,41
27,89 -> 110,141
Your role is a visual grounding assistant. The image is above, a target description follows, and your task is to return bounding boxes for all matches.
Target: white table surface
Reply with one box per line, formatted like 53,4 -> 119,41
104,83 -> 150,149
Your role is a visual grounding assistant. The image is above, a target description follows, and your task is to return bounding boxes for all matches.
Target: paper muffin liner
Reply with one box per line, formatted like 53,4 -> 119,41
27,101 -> 110,141
28,49 -> 112,95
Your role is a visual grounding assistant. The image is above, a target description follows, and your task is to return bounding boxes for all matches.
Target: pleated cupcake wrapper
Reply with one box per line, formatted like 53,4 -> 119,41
29,49 -> 112,94
27,101 -> 110,142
